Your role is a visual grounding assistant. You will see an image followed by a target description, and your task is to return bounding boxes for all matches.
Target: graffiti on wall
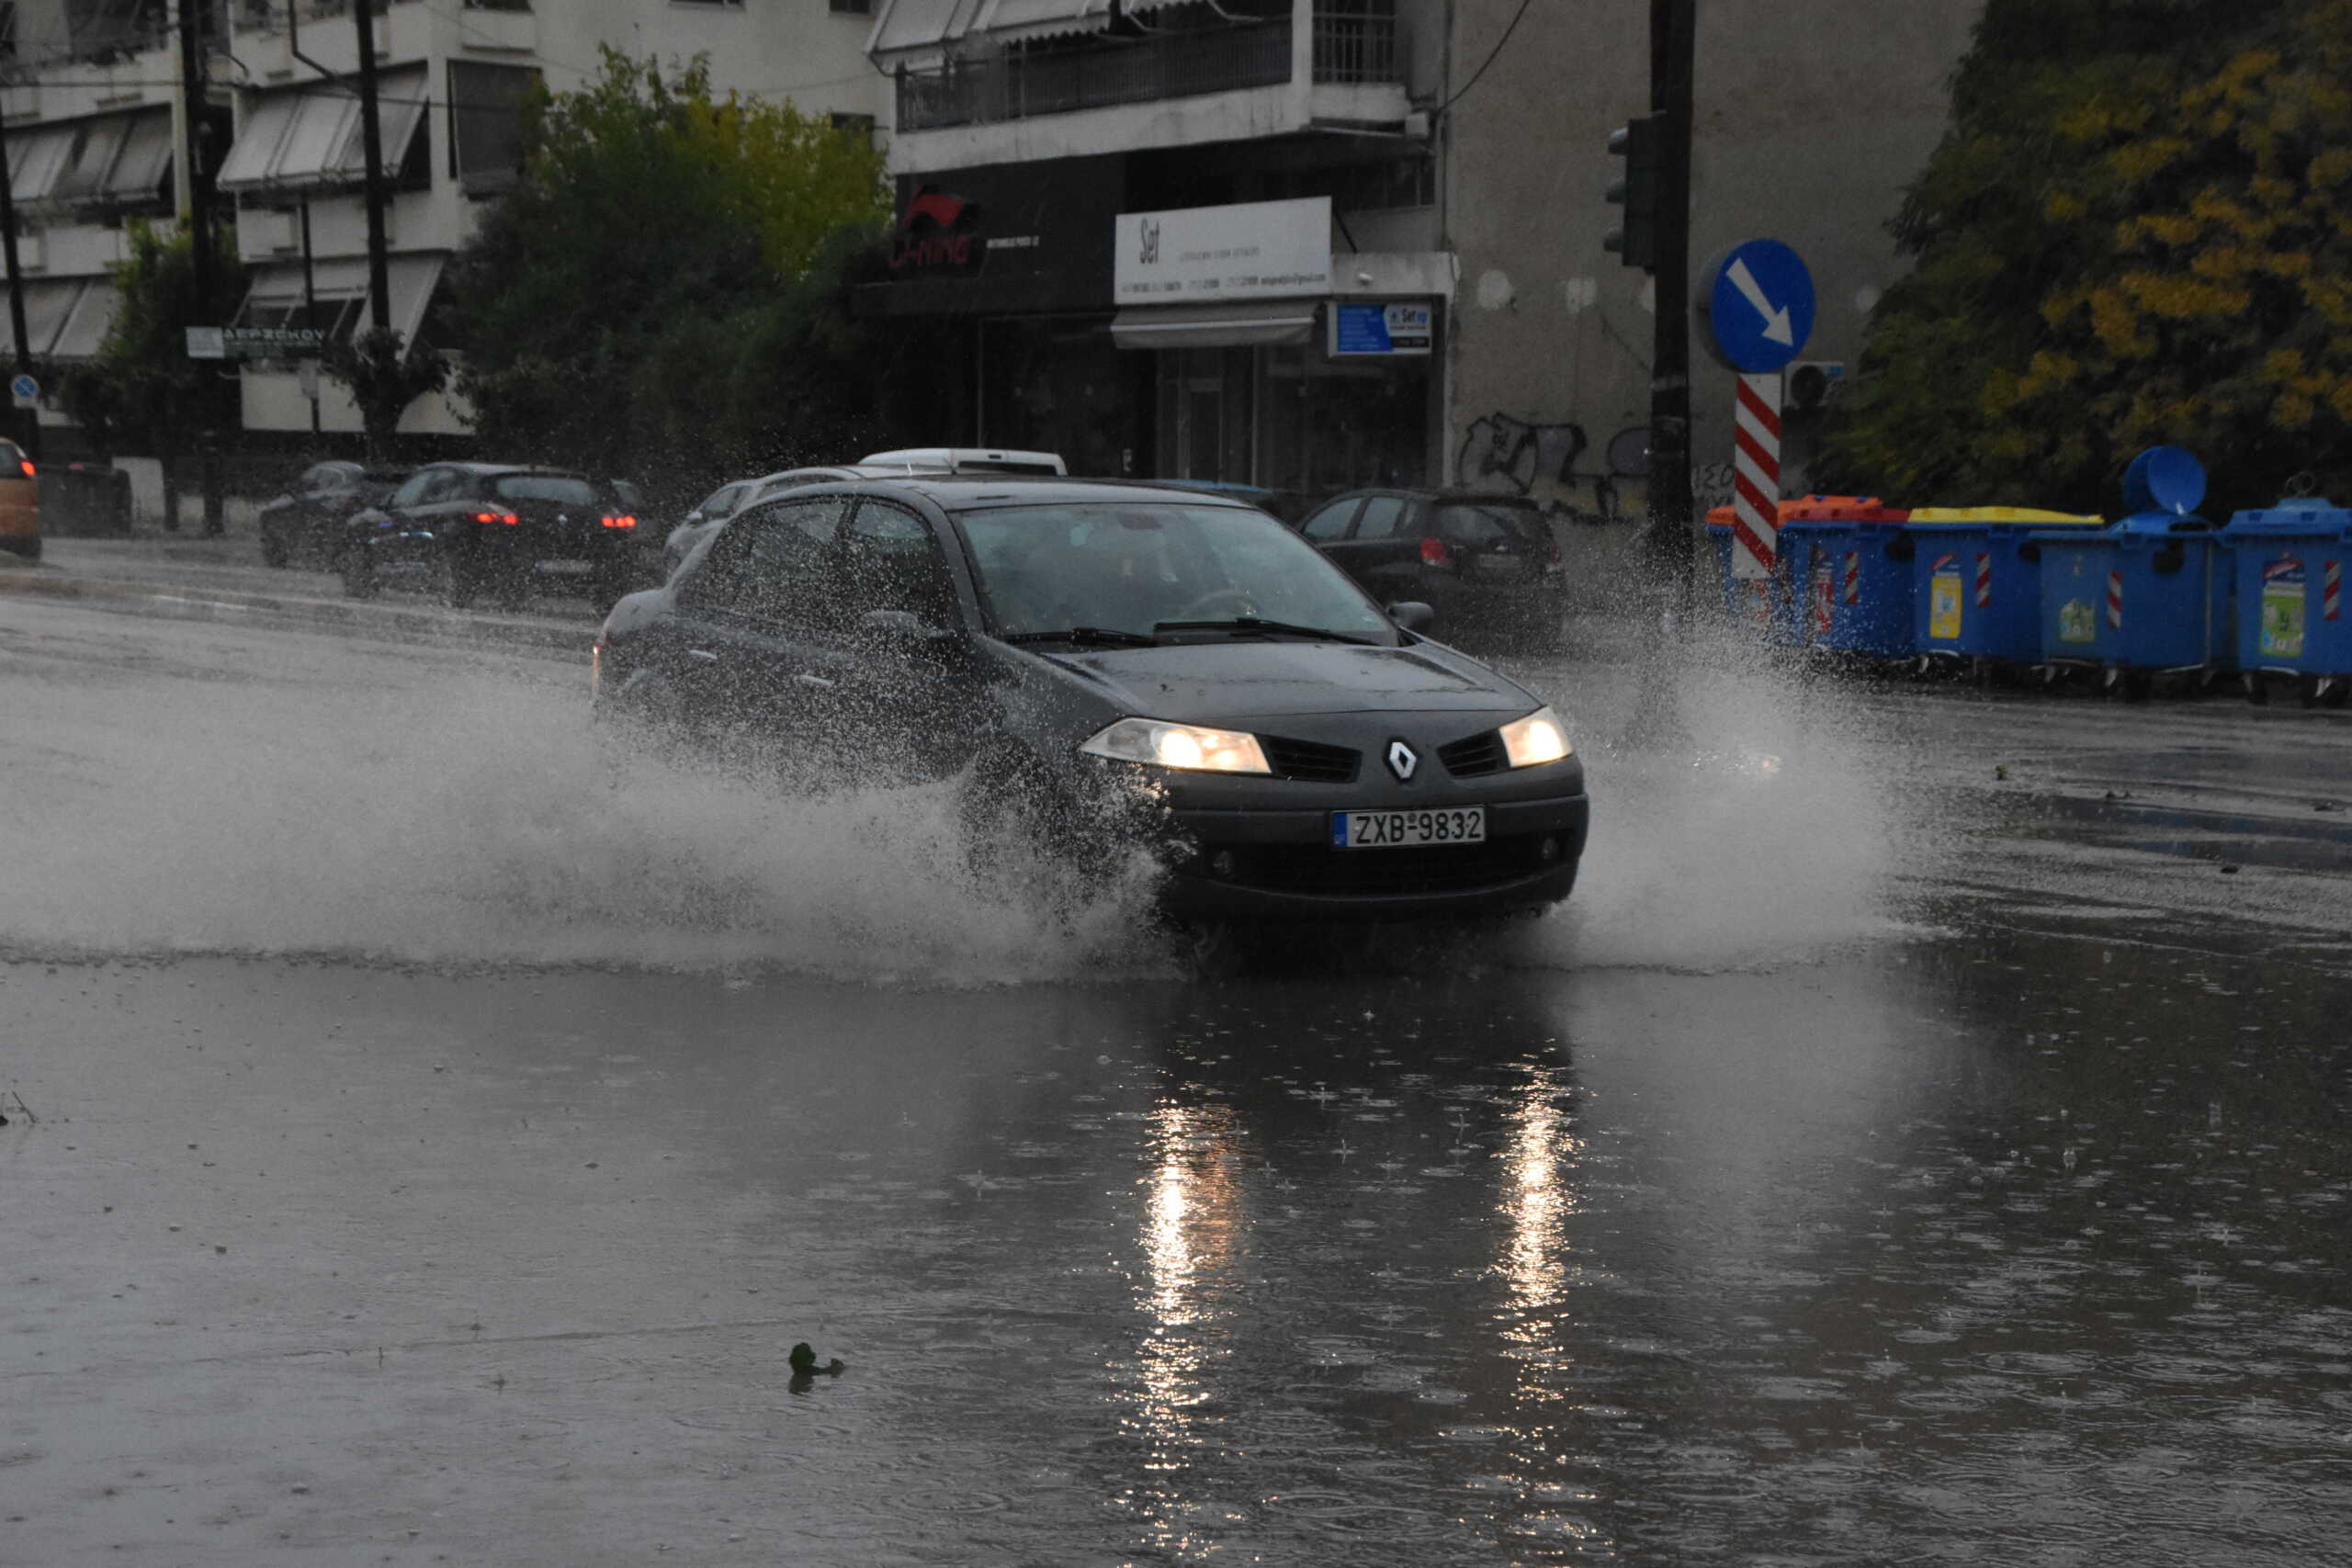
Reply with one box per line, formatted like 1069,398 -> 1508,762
1693,461 -> 1737,514
1456,412 -> 1628,521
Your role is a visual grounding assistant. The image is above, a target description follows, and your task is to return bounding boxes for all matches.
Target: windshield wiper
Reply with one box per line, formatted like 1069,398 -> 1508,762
1152,616 -> 1376,646
1001,626 -> 1159,649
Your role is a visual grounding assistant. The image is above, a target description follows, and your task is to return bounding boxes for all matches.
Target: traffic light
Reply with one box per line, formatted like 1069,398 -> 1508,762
1603,114 -> 1663,273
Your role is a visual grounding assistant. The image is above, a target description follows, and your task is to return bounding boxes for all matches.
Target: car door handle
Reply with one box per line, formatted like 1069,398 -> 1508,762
686,648 -> 720,661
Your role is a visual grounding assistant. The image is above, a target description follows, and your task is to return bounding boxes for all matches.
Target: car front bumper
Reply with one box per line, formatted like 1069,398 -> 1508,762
1159,788 -> 1589,921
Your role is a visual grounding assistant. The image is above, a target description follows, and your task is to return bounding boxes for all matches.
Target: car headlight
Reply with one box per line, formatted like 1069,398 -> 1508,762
1080,716 -> 1272,775
1498,705 -> 1572,768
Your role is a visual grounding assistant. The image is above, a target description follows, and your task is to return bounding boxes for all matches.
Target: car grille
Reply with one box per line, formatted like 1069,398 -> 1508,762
1260,734 -> 1359,784
1438,730 -> 1506,778
1216,834 -> 1552,897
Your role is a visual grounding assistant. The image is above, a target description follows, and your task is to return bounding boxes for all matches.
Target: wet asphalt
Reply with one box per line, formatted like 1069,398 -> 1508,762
3,547 -> 2348,1565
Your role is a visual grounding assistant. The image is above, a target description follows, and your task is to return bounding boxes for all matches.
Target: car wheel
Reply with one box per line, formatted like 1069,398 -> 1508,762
957,747 -> 1114,901
341,549 -> 379,600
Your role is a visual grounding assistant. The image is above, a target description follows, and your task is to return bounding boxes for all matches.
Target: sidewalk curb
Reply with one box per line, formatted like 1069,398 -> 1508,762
0,566 -> 593,660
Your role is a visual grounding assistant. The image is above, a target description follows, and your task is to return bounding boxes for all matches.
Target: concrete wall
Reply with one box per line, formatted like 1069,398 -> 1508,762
1442,0 -> 1983,513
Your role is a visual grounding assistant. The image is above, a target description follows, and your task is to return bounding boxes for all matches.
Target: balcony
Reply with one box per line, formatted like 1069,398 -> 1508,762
895,1 -> 1399,133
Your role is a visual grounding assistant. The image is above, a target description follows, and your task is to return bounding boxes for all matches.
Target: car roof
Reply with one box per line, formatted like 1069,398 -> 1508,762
426,462 -> 594,479
1325,488 -> 1545,505
801,477 -> 1262,510
857,447 -> 1069,475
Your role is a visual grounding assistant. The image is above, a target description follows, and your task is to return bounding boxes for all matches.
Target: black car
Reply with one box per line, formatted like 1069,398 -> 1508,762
256,460 -> 411,569
1295,490 -> 1567,651
340,462 -> 642,609
594,479 -> 1589,923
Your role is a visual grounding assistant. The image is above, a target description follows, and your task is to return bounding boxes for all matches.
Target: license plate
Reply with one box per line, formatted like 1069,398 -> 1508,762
1330,807 -> 1487,849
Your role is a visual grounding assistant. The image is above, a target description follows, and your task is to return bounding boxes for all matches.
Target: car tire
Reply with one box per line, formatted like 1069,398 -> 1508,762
341,549 -> 379,600
957,747 -> 1110,900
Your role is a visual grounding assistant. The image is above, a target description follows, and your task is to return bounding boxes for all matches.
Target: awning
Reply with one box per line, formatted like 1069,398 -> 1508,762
868,0 -> 1188,63
234,253 -> 445,344
49,280 -> 121,361
216,70 -> 426,195
0,278 -> 85,358
1111,299 -> 1318,350
6,108 -> 172,209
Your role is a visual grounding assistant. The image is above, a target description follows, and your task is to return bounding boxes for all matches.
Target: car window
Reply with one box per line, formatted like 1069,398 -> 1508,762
494,475 -> 599,505
1433,501 -> 1544,548
698,496 -> 850,633
838,501 -> 957,630
1355,496 -> 1410,539
609,479 -> 645,511
1298,498 -> 1360,542
955,502 -> 1395,643
388,469 -> 441,507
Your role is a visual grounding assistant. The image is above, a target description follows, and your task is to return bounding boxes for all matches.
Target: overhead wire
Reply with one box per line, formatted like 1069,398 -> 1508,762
1437,0 -> 1536,117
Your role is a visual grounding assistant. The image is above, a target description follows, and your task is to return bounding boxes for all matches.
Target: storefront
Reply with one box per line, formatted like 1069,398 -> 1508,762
1111,197 -> 1443,495
856,179 -> 1447,493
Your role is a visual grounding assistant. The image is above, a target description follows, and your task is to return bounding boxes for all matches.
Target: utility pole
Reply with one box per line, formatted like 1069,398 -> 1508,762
0,93 -> 42,464
179,0 -> 223,534
355,0 -> 391,336
1642,0 -> 1696,606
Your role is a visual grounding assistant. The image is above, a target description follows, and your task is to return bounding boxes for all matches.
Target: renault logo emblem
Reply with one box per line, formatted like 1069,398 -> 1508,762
1385,739 -> 1419,782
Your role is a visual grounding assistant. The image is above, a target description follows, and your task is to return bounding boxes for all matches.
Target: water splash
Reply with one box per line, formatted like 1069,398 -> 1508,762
0,661 -> 1168,985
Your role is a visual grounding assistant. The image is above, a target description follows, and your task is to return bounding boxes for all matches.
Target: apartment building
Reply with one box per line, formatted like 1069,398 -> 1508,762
859,0 -> 1985,502
0,0 -> 888,452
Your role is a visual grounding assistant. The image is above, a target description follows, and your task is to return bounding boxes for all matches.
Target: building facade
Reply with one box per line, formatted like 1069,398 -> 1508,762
1,0 -> 888,452
863,0 -> 1986,506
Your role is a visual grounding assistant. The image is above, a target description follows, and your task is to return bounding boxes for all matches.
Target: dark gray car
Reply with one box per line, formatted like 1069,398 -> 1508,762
593,479 -> 1589,921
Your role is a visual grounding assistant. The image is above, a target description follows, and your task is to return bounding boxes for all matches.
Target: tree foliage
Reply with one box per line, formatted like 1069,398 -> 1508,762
324,325 -> 450,466
448,50 -> 896,493
55,220 -> 243,468
1817,0 -> 2352,513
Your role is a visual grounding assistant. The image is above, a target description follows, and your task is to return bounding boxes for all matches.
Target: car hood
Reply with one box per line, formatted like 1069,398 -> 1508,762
1041,638 -> 1533,723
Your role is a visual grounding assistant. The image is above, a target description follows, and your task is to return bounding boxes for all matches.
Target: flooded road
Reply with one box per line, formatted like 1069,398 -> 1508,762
4,584 -> 2349,1564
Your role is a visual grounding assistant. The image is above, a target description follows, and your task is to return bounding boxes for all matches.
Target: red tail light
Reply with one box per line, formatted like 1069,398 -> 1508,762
1419,536 -> 1453,570
600,513 -> 637,530
17,460 -> 33,479
470,511 -> 520,525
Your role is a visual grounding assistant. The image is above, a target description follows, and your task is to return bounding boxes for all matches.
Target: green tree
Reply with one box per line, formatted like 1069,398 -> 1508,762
448,49 -> 893,491
56,220 -> 243,530
1817,0 -> 2352,513
323,325 -> 449,466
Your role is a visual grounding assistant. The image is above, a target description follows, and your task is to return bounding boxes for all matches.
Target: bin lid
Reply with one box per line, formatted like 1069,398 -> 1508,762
2112,509 -> 2215,536
1906,506 -> 2103,526
2120,445 -> 2207,516
2221,496 -> 2352,538
1780,494 -> 1909,523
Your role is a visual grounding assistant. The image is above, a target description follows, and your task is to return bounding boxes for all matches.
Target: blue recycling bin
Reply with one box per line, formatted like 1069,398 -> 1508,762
2221,497 -> 2352,705
1777,498 -> 1916,658
1904,507 -> 2107,667
2036,446 -> 2235,690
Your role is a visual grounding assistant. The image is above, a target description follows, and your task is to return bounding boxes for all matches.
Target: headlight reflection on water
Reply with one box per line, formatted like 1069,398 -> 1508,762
1117,1100 -> 1248,1557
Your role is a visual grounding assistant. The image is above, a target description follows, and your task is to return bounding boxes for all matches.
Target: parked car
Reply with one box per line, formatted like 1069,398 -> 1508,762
663,451 -> 1071,579
257,461 -> 413,569
0,438 -> 38,561
594,479 -> 1589,923
1293,490 -> 1567,652
340,462 -> 642,610
1136,479 -> 1315,525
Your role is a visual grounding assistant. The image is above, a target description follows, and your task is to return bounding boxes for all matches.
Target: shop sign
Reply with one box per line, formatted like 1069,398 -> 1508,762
890,186 -> 989,276
186,326 -> 325,360
1114,197 -> 1332,304
1329,300 -> 1432,356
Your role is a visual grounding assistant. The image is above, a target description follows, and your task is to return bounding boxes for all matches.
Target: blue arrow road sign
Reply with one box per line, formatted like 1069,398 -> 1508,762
1703,239 -> 1815,374
9,374 -> 38,400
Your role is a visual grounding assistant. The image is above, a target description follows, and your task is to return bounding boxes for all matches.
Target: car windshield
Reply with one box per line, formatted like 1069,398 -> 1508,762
956,502 -> 1396,644
493,475 -> 598,504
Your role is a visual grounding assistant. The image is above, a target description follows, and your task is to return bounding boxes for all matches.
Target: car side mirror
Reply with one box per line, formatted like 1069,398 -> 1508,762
1387,601 -> 1435,633
859,608 -> 960,646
